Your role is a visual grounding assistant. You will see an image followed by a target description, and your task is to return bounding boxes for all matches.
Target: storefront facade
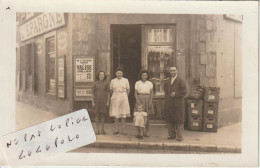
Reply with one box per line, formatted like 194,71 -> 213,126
16,13 -> 242,126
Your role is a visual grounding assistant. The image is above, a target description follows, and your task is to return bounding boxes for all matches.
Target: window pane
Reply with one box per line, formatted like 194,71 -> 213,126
48,57 -> 55,80
148,29 -> 173,42
47,37 -> 55,53
26,44 -> 32,76
47,56 -> 56,93
147,46 -> 174,95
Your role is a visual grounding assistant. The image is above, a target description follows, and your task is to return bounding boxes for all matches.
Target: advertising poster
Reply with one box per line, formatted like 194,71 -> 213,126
75,58 -> 93,82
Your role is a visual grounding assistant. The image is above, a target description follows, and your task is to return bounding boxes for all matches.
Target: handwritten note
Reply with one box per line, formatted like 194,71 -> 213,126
0,109 -> 96,166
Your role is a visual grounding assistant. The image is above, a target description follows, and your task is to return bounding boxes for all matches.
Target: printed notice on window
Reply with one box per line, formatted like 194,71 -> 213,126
0,109 -> 96,167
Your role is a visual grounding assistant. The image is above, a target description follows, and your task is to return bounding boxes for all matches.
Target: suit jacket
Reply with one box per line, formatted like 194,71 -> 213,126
164,76 -> 187,123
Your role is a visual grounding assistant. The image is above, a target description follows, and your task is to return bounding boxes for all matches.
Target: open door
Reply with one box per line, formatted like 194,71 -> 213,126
111,25 -> 142,118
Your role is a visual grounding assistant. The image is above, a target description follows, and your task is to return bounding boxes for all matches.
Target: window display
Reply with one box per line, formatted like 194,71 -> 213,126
147,46 -> 174,95
145,26 -> 176,96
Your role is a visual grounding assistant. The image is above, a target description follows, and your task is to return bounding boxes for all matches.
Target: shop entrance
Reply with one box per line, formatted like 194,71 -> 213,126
111,25 -> 142,118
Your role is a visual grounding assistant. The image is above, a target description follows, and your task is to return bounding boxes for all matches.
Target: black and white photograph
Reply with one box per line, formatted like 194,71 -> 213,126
15,12 -> 243,153
0,1 -> 258,167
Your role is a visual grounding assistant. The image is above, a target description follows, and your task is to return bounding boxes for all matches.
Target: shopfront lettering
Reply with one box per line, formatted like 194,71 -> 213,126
20,13 -> 66,41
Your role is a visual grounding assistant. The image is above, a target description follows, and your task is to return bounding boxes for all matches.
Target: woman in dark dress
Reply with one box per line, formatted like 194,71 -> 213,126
92,71 -> 110,135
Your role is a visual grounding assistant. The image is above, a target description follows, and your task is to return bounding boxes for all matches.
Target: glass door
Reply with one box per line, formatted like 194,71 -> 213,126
142,25 -> 176,96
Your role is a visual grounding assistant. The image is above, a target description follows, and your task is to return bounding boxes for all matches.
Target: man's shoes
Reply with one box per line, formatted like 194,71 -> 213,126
176,137 -> 183,141
167,136 -> 176,139
113,131 -> 119,135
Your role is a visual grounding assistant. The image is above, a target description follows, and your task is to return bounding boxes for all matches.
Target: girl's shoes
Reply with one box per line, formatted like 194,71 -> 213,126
136,135 -> 143,139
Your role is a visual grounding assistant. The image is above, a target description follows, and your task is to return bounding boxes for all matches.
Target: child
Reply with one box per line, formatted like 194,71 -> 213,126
133,104 -> 148,139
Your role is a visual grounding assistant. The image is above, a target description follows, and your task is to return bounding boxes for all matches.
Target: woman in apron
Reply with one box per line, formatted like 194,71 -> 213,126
109,68 -> 131,135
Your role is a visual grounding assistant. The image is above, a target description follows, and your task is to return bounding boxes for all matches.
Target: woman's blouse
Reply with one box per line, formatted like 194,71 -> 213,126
110,77 -> 130,94
135,80 -> 153,94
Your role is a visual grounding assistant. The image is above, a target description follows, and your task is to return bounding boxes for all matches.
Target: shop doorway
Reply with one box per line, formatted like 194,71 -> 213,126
111,25 -> 142,118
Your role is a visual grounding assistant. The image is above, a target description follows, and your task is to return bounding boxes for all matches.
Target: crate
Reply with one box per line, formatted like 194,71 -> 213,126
203,102 -> 219,118
187,99 -> 203,117
203,117 -> 218,132
204,87 -> 220,102
188,117 -> 202,131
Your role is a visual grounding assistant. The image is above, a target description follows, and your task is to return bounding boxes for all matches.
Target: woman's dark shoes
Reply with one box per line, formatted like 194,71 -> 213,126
113,131 -> 119,135
96,130 -> 100,135
101,130 -> 106,135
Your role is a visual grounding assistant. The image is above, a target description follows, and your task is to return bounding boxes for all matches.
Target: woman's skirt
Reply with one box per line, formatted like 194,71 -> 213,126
134,94 -> 154,114
109,92 -> 131,118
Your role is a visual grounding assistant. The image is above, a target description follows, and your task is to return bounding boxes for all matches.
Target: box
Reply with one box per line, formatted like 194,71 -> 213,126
203,117 -> 218,132
187,99 -> 203,117
204,87 -> 220,102
203,102 -> 219,118
188,117 -> 202,131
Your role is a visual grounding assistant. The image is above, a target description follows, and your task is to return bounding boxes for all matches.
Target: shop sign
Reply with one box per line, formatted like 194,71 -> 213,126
75,88 -> 92,97
58,31 -> 68,50
58,86 -> 65,98
58,56 -> 65,84
75,58 -> 93,82
20,13 -> 66,41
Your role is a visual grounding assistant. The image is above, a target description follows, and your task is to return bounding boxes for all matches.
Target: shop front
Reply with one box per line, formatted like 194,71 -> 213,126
70,14 -> 191,120
16,13 -> 242,126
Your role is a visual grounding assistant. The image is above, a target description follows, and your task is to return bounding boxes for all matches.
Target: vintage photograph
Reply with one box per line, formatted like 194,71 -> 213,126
15,12 -> 242,154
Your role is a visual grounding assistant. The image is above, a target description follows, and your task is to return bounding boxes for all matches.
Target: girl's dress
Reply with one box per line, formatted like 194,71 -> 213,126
93,80 -> 109,113
109,77 -> 131,118
134,112 -> 148,127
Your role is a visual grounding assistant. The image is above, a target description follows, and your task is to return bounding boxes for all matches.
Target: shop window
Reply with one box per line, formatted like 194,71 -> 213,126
26,44 -> 33,76
46,36 -> 56,95
19,42 -> 34,91
143,25 -> 176,96
20,46 -> 26,90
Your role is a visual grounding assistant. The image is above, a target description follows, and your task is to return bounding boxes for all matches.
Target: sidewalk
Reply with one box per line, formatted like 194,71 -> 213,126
16,101 -> 241,153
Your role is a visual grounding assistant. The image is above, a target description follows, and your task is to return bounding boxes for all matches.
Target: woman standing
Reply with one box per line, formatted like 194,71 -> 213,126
134,70 -> 154,136
92,71 -> 110,135
109,68 -> 131,135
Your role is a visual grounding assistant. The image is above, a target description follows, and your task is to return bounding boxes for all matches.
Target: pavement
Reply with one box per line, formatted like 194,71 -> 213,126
16,101 -> 242,153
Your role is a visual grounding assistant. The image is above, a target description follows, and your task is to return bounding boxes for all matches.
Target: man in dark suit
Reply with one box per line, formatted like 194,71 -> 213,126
164,67 -> 187,141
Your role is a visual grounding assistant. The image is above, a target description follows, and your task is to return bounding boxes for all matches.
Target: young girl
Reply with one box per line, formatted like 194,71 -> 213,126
133,104 -> 148,139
